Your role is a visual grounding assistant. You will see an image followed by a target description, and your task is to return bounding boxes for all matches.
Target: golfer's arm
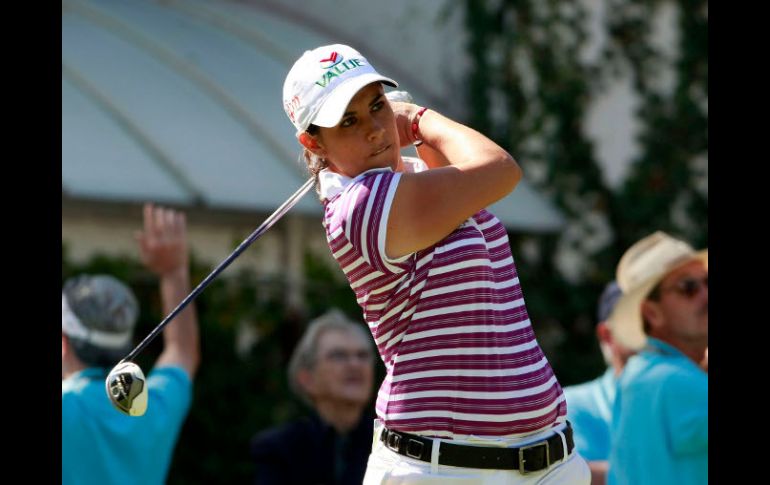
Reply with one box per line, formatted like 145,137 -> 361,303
415,137 -> 450,169
155,267 -> 200,378
387,110 -> 521,257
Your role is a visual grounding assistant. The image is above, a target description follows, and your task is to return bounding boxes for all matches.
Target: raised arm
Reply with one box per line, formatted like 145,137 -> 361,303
386,102 -> 522,258
135,203 -> 201,378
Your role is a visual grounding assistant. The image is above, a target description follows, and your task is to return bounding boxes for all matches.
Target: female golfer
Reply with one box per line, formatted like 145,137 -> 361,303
282,44 -> 589,484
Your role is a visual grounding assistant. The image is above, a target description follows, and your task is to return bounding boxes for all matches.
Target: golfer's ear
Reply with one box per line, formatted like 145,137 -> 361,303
299,132 -> 322,154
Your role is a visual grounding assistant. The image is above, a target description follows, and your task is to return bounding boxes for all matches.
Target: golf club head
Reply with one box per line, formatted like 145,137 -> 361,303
105,361 -> 148,417
385,90 -> 414,104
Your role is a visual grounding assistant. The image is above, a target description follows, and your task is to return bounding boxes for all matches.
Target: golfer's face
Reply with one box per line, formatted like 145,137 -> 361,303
312,329 -> 374,406
315,82 -> 401,177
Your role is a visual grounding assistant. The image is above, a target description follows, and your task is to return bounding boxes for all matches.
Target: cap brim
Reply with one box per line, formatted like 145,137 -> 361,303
608,249 -> 708,351
312,73 -> 398,128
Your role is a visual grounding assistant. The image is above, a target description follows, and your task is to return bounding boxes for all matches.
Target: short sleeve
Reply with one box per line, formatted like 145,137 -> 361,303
333,170 -> 411,274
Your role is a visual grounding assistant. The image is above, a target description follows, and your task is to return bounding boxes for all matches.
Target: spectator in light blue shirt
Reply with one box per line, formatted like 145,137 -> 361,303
62,204 -> 200,485
606,231 -> 708,485
564,281 -> 636,485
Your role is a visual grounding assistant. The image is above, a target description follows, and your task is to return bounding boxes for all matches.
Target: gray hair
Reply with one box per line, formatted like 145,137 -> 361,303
287,308 -> 372,406
62,274 -> 139,367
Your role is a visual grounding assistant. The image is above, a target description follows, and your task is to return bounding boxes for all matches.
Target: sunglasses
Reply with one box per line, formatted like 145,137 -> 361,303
660,276 -> 708,299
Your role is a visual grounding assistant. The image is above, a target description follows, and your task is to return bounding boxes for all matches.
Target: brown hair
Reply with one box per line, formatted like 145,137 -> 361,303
302,124 -> 328,199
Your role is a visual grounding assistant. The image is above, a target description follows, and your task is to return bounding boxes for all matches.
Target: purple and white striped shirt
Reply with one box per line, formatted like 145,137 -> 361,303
320,161 -> 567,440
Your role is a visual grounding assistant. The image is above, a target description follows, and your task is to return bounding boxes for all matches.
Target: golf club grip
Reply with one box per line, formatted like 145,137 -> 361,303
121,177 -> 315,363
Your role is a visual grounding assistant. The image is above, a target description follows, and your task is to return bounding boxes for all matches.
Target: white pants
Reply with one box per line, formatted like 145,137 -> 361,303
363,422 -> 591,485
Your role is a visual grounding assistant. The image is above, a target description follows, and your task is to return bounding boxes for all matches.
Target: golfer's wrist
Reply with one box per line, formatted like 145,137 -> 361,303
411,107 -> 429,146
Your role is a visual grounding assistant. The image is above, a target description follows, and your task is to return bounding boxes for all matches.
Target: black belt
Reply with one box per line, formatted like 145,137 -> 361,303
380,422 -> 574,473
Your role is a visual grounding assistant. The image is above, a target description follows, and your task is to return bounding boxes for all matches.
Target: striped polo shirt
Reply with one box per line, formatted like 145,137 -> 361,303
320,160 -> 567,440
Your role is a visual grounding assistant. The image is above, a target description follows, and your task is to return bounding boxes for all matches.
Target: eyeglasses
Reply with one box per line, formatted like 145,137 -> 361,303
322,349 -> 373,364
660,276 -> 708,299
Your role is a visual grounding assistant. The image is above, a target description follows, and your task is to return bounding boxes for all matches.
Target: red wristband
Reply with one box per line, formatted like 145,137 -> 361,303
411,107 -> 429,145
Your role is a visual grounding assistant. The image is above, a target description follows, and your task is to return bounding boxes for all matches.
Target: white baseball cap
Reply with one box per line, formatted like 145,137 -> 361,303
282,44 -> 398,135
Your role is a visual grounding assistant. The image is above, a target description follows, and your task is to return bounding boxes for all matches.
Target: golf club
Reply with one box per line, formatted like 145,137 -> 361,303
385,90 -> 414,104
106,177 -> 315,416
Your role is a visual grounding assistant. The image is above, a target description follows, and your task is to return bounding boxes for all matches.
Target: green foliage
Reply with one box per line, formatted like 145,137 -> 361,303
606,0 -> 708,250
303,251 -> 363,319
456,0 -> 707,385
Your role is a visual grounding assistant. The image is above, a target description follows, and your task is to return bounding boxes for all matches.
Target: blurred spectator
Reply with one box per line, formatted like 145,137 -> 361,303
563,281 -> 636,485
607,231 -> 707,485
62,204 -> 200,485
250,309 -> 375,485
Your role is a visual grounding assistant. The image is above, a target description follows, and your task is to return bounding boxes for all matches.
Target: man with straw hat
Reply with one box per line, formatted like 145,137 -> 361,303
606,231 -> 707,485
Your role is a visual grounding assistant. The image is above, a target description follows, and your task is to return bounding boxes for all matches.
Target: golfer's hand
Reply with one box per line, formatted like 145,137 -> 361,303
136,203 -> 189,277
389,101 -> 423,148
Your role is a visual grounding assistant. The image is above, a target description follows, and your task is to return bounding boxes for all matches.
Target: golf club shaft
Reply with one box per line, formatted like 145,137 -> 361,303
121,177 -> 315,363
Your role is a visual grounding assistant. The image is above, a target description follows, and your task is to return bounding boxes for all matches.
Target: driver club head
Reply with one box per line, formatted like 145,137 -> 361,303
105,361 -> 148,417
385,90 -> 414,104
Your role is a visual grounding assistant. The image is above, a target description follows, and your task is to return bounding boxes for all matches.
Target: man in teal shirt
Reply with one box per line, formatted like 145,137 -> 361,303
606,232 -> 708,485
564,281 -> 636,484
62,204 -> 200,485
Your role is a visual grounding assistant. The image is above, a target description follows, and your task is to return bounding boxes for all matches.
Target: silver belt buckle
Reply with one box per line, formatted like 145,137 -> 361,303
405,438 -> 425,459
386,431 -> 401,452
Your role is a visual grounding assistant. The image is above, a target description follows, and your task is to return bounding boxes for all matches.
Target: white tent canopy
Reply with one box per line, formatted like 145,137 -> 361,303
62,0 -> 564,231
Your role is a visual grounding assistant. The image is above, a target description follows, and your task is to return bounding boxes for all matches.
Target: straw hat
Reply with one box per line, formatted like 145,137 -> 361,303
608,231 -> 708,350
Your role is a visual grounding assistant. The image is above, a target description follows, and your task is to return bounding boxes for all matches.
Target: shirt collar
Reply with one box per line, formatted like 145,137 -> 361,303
318,167 -> 391,201
645,337 -> 690,359
317,157 -> 428,201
